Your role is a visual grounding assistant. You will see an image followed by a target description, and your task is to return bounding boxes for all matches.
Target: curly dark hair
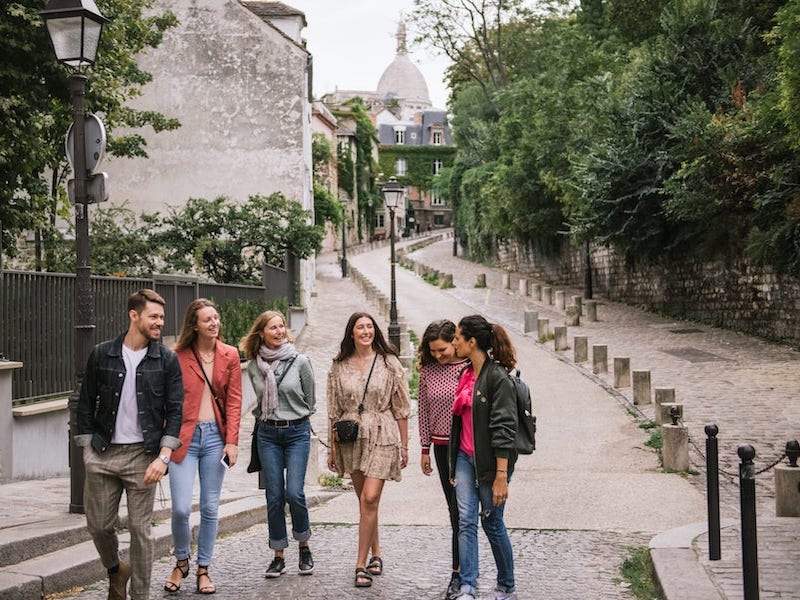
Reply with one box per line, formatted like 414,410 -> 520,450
458,314 -> 516,370
417,320 -> 456,367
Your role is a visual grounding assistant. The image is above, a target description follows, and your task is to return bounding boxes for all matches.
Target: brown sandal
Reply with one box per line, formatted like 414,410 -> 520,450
163,558 -> 189,593
366,556 -> 383,576
354,567 -> 373,588
196,566 -> 216,595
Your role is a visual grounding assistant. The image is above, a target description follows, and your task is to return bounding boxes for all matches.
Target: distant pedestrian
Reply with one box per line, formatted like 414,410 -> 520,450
450,315 -> 519,600
326,312 -> 411,588
241,310 -> 316,578
164,299 -> 242,594
418,319 -> 468,600
75,289 -> 183,600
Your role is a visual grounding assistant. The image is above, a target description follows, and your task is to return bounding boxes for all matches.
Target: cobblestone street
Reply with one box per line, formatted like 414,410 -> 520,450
410,240 -> 800,512
73,523 -> 648,600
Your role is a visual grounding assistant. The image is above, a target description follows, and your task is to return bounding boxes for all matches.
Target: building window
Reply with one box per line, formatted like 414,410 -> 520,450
396,158 -> 407,176
376,212 -> 385,228
432,130 -> 443,145
394,128 -> 405,144
432,159 -> 443,175
434,214 -> 445,226
431,190 -> 444,206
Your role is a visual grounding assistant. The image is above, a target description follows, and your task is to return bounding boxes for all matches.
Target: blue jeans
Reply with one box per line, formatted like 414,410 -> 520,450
169,421 -> 227,566
454,451 -> 515,595
257,419 -> 312,550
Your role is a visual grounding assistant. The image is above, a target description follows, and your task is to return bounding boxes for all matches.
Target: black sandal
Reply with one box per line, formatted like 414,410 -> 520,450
163,558 -> 189,593
354,567 -> 373,588
366,556 -> 383,576
196,566 -> 216,595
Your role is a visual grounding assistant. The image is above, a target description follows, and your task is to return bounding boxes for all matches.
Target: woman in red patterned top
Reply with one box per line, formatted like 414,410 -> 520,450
417,319 -> 468,600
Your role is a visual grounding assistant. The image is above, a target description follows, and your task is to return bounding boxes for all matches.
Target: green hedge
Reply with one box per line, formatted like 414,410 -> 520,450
213,298 -> 289,356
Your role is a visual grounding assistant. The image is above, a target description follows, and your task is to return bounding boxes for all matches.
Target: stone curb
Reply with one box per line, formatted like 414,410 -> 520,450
648,520 -> 736,600
0,489 -> 341,599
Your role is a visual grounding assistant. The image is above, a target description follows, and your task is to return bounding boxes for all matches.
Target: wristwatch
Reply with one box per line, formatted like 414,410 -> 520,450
159,454 -> 171,465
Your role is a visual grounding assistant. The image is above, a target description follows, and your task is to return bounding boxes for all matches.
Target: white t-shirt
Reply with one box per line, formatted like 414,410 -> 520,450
111,344 -> 149,444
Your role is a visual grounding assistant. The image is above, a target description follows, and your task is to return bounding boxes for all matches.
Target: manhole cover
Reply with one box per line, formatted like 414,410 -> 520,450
658,347 -> 727,363
669,328 -> 703,334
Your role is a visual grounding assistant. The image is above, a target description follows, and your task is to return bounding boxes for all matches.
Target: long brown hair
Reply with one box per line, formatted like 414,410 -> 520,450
458,315 -> 516,370
175,298 -> 221,352
334,312 -> 397,362
418,319 -> 456,367
239,310 -> 294,360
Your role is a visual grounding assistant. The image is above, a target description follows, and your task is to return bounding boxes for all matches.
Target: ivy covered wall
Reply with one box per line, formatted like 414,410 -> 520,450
378,145 -> 457,193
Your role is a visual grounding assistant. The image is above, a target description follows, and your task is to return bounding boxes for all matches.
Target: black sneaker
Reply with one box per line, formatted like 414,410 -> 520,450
299,546 -> 314,575
265,557 -> 286,578
446,572 -> 461,599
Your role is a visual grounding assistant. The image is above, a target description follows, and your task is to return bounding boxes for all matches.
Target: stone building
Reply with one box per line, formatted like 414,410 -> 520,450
102,0 -> 316,301
322,21 -> 455,238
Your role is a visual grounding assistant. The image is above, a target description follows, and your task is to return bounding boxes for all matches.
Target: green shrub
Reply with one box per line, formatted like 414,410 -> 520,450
215,298 -> 289,355
618,546 -> 664,600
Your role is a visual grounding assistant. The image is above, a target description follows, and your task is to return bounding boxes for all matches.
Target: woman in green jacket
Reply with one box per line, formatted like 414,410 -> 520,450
450,315 -> 519,600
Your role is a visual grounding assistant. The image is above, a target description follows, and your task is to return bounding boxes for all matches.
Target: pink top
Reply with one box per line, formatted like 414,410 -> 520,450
452,366 -> 477,457
418,359 -> 469,452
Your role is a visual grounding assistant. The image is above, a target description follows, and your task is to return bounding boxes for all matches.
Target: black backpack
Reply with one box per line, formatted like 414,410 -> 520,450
509,369 -> 536,454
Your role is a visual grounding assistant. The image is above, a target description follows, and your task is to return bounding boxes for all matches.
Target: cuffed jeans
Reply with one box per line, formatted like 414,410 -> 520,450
257,419 -> 312,550
454,451 -> 515,595
169,421 -> 227,566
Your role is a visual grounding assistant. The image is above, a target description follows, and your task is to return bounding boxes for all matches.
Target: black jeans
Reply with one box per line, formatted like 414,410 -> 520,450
433,444 -> 460,571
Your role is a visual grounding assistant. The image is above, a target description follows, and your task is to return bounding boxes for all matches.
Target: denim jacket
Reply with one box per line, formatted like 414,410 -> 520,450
74,333 -> 183,454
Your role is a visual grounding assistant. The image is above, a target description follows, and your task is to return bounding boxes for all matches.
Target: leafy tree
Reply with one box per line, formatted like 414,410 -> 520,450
0,0 -> 179,266
153,194 -> 323,285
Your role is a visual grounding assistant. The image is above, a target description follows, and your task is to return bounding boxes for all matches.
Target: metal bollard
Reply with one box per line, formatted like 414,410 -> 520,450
738,444 -> 760,600
705,424 -> 721,561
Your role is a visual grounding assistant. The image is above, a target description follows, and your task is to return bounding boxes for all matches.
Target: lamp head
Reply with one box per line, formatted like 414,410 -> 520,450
382,176 -> 405,210
41,0 -> 108,68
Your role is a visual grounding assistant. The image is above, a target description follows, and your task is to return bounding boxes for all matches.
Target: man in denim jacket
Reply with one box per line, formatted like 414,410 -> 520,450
75,289 -> 183,600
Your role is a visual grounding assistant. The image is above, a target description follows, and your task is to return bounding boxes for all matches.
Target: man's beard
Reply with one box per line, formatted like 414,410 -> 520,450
138,321 -> 161,341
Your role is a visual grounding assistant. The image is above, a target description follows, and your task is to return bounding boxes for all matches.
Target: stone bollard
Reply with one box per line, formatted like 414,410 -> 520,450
654,388 -> 676,425
572,295 -> 583,315
306,435 -> 321,483
660,402 -> 683,423
555,290 -> 566,311
415,263 -> 424,276
537,318 -> 550,340
613,357 -> 631,388
586,300 -> 598,322
524,310 -> 539,334
543,287 -> 553,305
554,326 -> 568,351
775,441 -> 800,517
632,370 -> 652,405
519,278 -> 529,296
662,422 -> 690,472
565,305 -> 581,327
440,273 -> 454,288
573,336 -> 588,362
532,284 -> 542,301
501,272 -> 511,290
476,273 -> 487,288
592,345 -> 608,374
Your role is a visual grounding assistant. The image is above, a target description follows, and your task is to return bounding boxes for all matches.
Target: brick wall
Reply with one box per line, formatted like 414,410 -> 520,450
495,240 -> 800,345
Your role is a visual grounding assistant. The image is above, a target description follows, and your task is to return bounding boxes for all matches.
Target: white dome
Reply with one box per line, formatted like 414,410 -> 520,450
377,53 -> 431,105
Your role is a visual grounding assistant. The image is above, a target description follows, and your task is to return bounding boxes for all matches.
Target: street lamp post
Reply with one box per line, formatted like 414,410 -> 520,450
584,239 -> 593,300
41,0 -> 108,515
381,177 -> 404,353
341,216 -> 348,278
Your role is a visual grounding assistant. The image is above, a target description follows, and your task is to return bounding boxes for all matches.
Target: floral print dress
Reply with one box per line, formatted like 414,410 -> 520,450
327,353 -> 411,481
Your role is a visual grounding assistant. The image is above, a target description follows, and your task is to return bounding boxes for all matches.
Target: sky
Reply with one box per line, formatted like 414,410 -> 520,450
285,0 -> 453,109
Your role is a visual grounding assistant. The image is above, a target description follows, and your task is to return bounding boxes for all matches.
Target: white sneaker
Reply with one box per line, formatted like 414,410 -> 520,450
455,594 -> 476,600
494,590 -> 518,600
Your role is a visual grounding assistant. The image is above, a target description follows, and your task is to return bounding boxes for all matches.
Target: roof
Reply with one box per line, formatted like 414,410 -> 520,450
377,53 -> 431,104
239,1 -> 307,26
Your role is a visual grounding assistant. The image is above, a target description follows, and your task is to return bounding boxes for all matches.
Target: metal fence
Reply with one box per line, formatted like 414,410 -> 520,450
0,268 -> 287,403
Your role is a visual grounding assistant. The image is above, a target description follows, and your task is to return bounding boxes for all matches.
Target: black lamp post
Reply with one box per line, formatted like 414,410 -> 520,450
341,215 -> 348,278
382,177 -> 404,353
41,0 -> 108,515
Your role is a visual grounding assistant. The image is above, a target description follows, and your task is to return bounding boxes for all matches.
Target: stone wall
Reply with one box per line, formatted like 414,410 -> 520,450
496,240 -> 800,345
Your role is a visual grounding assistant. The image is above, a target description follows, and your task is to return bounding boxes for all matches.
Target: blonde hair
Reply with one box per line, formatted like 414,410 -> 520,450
239,310 -> 294,359
175,298 -> 221,352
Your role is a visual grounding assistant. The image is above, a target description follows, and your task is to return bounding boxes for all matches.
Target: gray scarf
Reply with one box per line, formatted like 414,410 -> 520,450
256,342 -> 298,419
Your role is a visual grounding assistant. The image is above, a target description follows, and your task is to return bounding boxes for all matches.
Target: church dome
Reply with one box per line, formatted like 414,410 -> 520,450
376,22 -> 431,105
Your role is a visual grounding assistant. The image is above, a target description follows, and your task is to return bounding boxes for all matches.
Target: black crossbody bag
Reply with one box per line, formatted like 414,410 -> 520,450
334,354 -> 377,443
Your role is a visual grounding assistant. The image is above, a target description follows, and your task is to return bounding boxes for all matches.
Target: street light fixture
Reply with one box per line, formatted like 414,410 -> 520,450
382,177 -> 404,353
41,0 -> 108,515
